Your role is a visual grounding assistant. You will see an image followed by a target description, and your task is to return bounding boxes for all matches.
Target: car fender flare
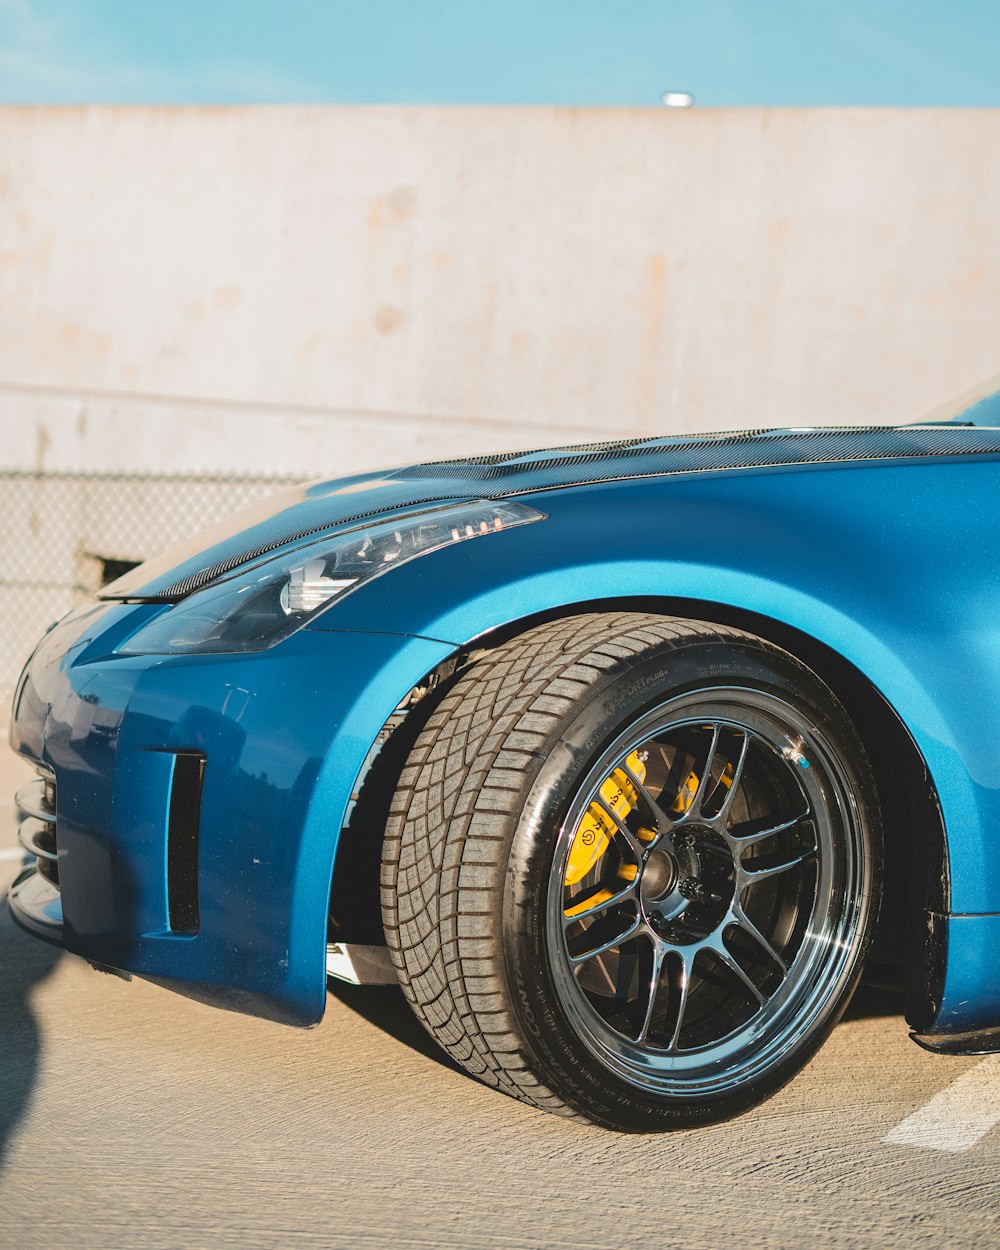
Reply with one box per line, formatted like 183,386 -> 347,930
316,557 -> 984,909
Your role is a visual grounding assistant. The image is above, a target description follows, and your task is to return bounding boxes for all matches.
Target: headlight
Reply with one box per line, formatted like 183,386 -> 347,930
117,500 -> 545,655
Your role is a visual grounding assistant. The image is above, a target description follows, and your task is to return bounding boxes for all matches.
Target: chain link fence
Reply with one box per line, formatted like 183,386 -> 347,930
0,471 -> 304,705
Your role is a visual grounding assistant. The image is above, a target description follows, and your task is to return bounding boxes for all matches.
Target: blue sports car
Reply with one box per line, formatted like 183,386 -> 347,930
9,377 -> 1000,1131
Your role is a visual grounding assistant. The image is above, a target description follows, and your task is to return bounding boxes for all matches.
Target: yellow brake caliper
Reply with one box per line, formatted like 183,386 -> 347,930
563,750 -> 735,918
564,750 -> 652,917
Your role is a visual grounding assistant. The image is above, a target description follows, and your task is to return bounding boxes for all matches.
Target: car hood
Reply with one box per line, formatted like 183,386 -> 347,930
101,423 -> 1000,602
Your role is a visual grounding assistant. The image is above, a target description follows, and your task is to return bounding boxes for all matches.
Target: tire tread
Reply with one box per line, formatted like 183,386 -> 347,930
380,612 -> 757,1118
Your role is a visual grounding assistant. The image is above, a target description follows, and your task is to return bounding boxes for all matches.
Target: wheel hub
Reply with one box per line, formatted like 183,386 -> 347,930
639,848 -> 679,901
639,826 -> 737,944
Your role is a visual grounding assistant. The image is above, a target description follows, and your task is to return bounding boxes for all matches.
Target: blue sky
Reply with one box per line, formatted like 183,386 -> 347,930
1,0 -> 999,106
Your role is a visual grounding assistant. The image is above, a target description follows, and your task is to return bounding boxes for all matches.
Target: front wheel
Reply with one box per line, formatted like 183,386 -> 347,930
381,614 -> 882,1130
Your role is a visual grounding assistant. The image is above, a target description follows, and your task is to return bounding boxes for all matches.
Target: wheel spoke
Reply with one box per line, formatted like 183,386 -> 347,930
636,940 -> 669,1044
610,941 -> 642,1003
563,882 -> 638,926
569,915 -> 643,965
592,792 -> 648,861
710,937 -> 767,1007
739,844 -> 817,884
712,731 -> 750,824
730,903 -> 789,975
728,810 -> 810,849
666,949 -> 693,1052
618,763 -> 676,841
686,724 -> 721,819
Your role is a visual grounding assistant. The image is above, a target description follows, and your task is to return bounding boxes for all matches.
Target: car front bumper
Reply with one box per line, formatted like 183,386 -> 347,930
7,601 -> 454,1025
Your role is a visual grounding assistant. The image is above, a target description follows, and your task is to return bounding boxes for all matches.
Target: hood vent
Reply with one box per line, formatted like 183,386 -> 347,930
393,425 -> 1000,484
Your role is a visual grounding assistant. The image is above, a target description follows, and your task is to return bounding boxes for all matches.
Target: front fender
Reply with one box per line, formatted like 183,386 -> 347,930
9,613 -> 454,1027
309,466 -> 1000,916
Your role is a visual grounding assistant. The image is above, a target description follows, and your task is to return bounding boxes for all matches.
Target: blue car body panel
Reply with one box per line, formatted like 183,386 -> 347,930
10,603 -> 453,1024
8,420 -> 1000,1036
328,461 -> 1000,915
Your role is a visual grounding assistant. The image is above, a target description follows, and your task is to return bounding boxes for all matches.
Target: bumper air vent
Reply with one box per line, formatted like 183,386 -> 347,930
167,752 -> 206,933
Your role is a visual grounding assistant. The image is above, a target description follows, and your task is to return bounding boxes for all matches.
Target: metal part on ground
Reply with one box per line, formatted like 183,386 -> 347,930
326,943 -> 398,986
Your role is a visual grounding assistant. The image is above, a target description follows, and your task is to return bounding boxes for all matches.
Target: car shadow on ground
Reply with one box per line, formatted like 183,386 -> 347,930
329,969 -> 906,1075
325,978 -> 465,1073
0,881 -> 62,1174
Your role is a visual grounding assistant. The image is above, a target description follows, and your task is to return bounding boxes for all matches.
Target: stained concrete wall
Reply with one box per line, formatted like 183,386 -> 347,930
1,105 -> 999,478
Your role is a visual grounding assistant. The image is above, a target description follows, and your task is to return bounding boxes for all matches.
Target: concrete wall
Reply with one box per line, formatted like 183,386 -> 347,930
2,106 -> 999,478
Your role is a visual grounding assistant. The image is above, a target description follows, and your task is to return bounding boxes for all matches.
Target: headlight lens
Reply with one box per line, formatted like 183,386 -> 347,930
117,500 -> 545,655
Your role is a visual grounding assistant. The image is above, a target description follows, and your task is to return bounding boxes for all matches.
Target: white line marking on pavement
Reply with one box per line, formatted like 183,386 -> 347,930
0,847 -> 27,862
884,1055 -> 1000,1153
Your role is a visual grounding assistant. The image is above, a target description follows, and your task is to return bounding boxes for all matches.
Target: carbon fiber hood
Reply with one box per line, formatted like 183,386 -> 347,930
100,424 -> 1000,602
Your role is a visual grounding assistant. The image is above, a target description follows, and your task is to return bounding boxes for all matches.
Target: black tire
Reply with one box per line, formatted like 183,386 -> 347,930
380,613 -> 882,1130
